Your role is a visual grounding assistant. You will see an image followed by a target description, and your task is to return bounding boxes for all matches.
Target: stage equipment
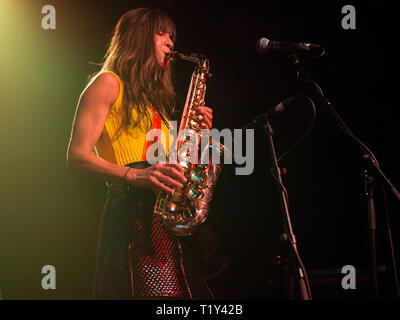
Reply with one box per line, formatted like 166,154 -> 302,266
243,94 -> 315,300
256,37 -> 322,53
286,45 -> 400,299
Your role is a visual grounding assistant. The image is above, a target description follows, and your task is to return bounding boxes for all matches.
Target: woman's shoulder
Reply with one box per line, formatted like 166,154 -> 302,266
100,70 -> 122,83
92,71 -> 121,88
83,71 -> 121,105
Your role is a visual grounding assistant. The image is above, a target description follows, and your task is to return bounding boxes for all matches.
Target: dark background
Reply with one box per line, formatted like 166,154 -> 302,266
0,0 -> 398,300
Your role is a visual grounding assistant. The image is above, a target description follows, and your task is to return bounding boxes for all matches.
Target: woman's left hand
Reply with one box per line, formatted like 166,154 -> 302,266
198,106 -> 213,130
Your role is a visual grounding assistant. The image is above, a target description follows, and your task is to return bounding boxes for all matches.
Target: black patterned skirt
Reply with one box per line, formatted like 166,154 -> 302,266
92,162 -> 214,300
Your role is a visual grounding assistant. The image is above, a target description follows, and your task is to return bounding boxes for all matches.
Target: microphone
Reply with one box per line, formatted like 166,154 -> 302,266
256,37 -> 322,53
243,96 -> 297,129
263,96 -> 297,120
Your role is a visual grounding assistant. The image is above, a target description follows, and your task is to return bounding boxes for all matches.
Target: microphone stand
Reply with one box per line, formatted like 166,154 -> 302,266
363,169 -> 379,299
242,115 -> 312,300
287,52 -> 400,299
264,120 -> 311,300
288,52 -> 400,204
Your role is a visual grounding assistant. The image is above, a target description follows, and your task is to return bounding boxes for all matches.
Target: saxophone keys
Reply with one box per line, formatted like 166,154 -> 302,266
190,120 -> 201,130
190,170 -> 203,183
186,186 -> 203,200
166,201 -> 177,212
171,190 -> 184,203
167,200 -> 183,213
178,148 -> 193,164
186,188 -> 196,200
179,160 -> 190,169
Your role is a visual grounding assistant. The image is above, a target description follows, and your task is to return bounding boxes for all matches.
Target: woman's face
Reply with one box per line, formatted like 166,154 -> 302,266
154,30 -> 174,66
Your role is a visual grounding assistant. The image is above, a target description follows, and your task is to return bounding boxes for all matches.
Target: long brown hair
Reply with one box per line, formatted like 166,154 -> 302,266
92,8 -> 176,140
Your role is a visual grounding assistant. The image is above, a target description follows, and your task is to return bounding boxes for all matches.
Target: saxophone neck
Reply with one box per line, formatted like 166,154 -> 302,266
166,51 -> 200,64
165,51 -> 211,76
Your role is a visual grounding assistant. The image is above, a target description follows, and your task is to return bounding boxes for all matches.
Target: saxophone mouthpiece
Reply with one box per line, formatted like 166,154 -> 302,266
163,57 -> 169,69
163,51 -> 179,69
163,54 -> 171,69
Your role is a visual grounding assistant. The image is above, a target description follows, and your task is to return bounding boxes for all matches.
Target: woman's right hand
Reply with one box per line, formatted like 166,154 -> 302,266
127,163 -> 187,194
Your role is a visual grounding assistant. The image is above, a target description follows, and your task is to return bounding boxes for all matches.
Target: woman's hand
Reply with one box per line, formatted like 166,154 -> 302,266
125,107 -> 213,193
128,163 -> 187,194
198,106 -> 213,129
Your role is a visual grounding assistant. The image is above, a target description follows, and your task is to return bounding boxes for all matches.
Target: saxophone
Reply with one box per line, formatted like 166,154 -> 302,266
154,51 -> 224,237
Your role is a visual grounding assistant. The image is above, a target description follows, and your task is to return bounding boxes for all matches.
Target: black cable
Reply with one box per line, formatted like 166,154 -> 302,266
269,94 -> 316,206
296,47 -> 326,63
276,95 -> 317,163
382,186 -> 400,299
270,167 -> 290,206
299,76 -> 381,167
278,218 -> 313,299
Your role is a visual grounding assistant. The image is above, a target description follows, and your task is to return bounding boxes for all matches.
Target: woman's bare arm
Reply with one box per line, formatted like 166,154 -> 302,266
66,72 -> 187,191
66,72 -> 131,184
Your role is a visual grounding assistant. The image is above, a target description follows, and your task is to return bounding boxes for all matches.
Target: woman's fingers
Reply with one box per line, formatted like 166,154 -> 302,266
201,116 -> 212,129
199,106 -> 213,114
155,171 -> 184,190
170,163 -> 185,175
150,176 -> 174,194
198,106 -> 213,129
158,164 -> 187,184
150,163 -> 187,193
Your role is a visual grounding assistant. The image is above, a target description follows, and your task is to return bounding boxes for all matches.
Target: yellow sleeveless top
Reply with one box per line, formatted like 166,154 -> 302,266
94,71 -> 172,165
